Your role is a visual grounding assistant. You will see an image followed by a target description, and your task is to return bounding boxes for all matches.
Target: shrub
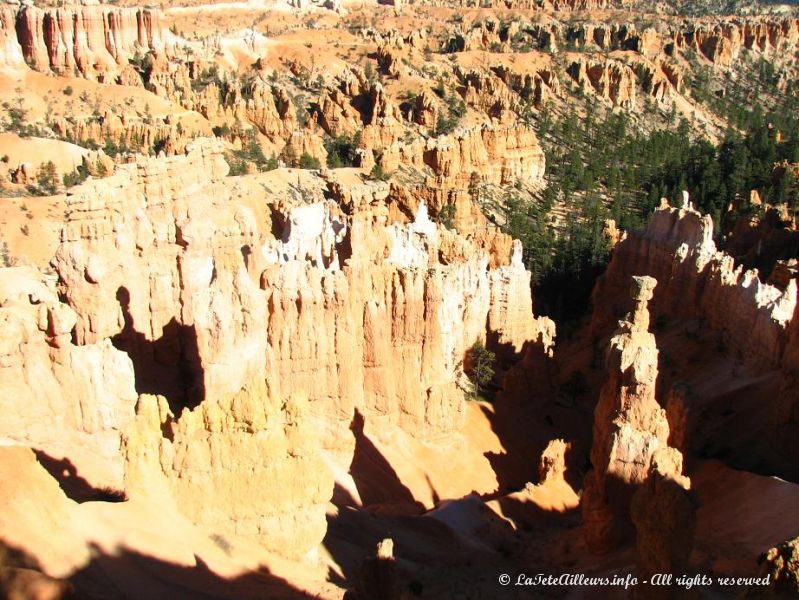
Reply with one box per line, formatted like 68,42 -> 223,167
437,202 -> 456,229
227,156 -> 247,175
435,93 -> 467,136
325,132 -> 361,168
299,152 -> 321,169
63,85 -> 73,96
63,166 -> 89,188
1,242 -> 15,267
36,161 -> 59,195
368,163 -> 390,181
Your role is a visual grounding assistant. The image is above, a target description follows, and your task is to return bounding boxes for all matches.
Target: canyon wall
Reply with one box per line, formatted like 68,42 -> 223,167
590,202 -> 797,371
0,266 -> 137,488
777,291 -> 799,476
0,137 -> 551,556
54,138 -> 550,442
591,201 -> 799,485
377,124 -> 546,187
1,4 -> 167,77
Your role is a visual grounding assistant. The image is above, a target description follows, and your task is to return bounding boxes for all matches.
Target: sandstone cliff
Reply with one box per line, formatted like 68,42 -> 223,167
630,449 -> 695,600
568,58 -> 637,109
377,124 -> 546,188
0,266 -> 137,490
41,137 -> 551,556
9,4 -> 168,78
590,202 -> 797,370
0,6 -> 24,68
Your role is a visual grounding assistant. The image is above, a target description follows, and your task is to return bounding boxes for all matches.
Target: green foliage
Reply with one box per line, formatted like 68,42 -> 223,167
435,93 -> 467,136
299,152 -> 321,170
227,157 -> 247,176
437,202 -> 456,229
129,51 -> 155,81
325,132 -> 361,168
35,161 -> 59,195
229,129 -> 277,173
368,163 -> 390,181
2,102 -> 43,138
467,341 -> 496,399
212,123 -> 232,138
63,85 -> 73,96
62,166 -> 88,188
504,70 -> 799,325
669,0 -> 779,17
1,242 -> 15,268
190,64 -> 222,93
501,194 -> 556,285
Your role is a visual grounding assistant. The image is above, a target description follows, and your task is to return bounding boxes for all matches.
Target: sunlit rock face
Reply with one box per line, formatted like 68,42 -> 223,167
0,138 -> 554,559
10,4 -> 167,77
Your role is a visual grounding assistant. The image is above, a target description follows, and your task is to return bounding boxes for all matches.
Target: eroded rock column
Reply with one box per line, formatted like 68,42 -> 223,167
582,275 -> 695,592
583,276 -> 667,552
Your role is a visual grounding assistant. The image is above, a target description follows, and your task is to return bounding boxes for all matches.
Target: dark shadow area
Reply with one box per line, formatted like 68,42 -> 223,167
534,261 -> 609,329
1,538 -> 77,599
489,491 -> 582,535
322,500 -> 525,600
347,410 -> 423,511
321,405 -> 593,598
651,319 -> 799,484
480,332 -> 592,496
33,450 -> 126,504
1,535 -> 320,600
67,542 -> 319,600
111,286 -> 205,417
325,411 -> 532,598
331,482 -> 359,508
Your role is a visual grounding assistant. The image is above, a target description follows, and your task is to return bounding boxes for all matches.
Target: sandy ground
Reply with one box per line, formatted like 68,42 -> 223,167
0,134 -> 89,174
0,70 -> 179,123
0,192 -> 65,270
